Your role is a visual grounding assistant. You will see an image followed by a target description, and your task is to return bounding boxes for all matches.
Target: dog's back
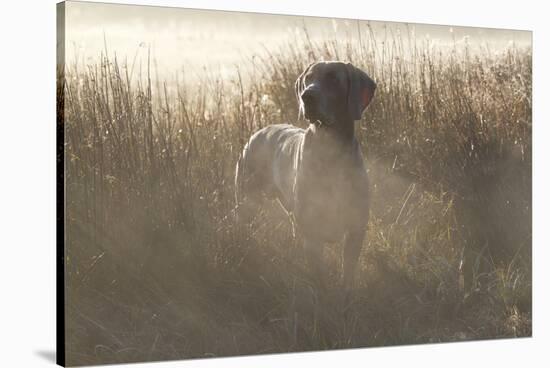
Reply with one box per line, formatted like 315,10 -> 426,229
235,124 -> 305,214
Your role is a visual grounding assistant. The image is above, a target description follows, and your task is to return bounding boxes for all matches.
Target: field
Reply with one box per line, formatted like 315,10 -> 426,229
60,29 -> 532,365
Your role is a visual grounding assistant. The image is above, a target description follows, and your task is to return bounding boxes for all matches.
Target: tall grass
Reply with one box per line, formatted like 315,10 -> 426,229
60,30 -> 531,365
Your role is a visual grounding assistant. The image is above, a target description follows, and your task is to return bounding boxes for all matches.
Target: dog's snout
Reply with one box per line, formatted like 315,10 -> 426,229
301,87 -> 319,105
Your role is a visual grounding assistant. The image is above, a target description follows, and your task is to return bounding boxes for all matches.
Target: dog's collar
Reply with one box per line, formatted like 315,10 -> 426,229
313,119 -> 334,127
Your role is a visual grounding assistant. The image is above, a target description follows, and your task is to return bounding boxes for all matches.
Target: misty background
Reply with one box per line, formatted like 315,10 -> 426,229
60,1 -> 531,82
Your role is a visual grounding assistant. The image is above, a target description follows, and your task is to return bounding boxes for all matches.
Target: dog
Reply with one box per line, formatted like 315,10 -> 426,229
235,61 -> 376,288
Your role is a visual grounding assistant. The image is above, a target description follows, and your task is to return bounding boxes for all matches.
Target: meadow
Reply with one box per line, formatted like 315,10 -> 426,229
60,29 -> 532,365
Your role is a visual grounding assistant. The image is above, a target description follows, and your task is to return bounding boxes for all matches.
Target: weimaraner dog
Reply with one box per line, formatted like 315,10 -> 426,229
235,61 -> 376,288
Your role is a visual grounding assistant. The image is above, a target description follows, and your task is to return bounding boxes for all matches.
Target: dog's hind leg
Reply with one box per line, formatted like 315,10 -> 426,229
235,192 -> 263,228
234,154 -> 263,227
304,238 -> 326,289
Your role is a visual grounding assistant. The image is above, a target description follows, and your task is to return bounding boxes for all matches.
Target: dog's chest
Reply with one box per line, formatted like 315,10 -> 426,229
294,154 -> 369,241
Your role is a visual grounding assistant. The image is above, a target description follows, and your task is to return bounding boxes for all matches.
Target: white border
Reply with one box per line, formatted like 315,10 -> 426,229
1,0 -> 547,367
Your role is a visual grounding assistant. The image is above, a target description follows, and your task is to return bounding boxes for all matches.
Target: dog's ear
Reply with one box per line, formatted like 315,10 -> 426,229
295,62 -> 316,120
346,63 -> 376,121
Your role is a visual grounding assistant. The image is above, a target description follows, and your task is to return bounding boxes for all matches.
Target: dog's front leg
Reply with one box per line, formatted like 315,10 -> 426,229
304,238 -> 325,288
342,228 -> 365,290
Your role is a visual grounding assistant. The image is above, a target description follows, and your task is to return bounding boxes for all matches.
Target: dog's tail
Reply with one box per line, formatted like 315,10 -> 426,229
234,142 -> 250,223
234,152 -> 244,211
234,141 -> 259,226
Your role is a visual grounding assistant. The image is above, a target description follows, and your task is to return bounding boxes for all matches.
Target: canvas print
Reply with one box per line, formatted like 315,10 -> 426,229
56,1 -> 532,366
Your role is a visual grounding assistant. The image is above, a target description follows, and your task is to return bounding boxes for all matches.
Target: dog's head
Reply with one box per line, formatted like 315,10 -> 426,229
295,61 -> 376,126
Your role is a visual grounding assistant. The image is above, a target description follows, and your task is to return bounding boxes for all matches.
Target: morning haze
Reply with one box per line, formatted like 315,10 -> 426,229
63,1 -> 530,81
